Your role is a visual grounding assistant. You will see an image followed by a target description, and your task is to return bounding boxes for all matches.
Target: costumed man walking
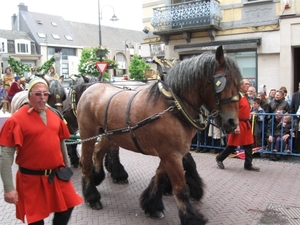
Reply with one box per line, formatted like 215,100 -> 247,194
0,77 -> 83,225
216,79 -> 260,172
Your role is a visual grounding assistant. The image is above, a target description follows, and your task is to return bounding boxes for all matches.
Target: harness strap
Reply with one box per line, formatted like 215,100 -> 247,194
104,114 -> 160,136
126,91 -> 141,124
218,95 -> 240,105
124,91 -> 145,154
103,90 -> 126,131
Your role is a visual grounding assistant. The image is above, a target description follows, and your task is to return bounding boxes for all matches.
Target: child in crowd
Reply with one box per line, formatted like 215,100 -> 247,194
267,110 -> 292,152
250,98 -> 265,147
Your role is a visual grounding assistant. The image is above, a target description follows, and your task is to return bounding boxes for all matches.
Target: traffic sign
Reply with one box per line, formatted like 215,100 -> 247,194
95,62 -> 108,73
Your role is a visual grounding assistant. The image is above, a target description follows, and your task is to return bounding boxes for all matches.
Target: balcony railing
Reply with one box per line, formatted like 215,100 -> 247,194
150,0 -> 222,34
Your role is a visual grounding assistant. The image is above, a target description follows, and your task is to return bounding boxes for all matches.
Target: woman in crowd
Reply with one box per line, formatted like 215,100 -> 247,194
6,76 -> 24,103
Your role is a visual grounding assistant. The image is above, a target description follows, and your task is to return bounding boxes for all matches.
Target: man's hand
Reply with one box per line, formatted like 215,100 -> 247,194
4,190 -> 18,204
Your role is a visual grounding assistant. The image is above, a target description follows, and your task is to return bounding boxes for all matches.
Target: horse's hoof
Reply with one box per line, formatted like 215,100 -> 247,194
89,201 -> 103,210
148,211 -> 165,219
113,179 -> 129,184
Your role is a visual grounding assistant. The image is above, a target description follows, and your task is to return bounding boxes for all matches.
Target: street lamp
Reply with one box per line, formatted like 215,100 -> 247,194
98,0 -> 119,47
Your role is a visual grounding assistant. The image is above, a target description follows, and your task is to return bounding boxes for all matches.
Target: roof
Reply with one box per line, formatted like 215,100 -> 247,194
65,21 -> 144,50
20,11 -> 81,46
0,29 -> 33,41
18,9 -> 144,50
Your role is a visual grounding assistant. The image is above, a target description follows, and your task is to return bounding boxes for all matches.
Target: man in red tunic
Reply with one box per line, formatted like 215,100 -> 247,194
216,79 -> 260,172
0,77 -> 83,224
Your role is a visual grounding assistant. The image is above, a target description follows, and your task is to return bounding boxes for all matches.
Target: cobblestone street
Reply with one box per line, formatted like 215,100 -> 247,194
0,149 -> 300,225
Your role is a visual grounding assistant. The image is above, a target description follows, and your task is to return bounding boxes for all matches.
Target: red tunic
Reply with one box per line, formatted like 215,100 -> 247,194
0,106 -> 83,223
227,94 -> 254,146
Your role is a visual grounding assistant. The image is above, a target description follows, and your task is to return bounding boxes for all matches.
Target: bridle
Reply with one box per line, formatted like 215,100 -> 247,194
158,73 -> 240,130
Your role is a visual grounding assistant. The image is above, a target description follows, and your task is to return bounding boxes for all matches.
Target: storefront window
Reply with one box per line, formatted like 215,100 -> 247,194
226,51 -> 257,88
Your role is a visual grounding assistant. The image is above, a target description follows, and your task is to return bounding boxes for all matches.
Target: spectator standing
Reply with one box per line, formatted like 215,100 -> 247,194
279,86 -> 291,105
216,79 -> 260,172
268,88 -> 276,103
208,120 -> 226,154
258,84 -> 267,97
290,82 -> 300,153
49,66 -> 59,79
0,77 -> 83,224
2,67 -> 15,96
257,91 -> 270,113
250,98 -> 265,147
247,86 -> 256,107
6,76 -> 23,103
269,89 -> 290,113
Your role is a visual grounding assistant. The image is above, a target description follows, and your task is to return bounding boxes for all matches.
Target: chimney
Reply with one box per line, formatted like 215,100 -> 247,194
11,14 -> 17,26
18,2 -> 28,12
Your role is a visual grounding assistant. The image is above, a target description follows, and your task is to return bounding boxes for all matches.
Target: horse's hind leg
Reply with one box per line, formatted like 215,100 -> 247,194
164,155 -> 207,225
104,144 -> 129,184
140,162 -> 166,219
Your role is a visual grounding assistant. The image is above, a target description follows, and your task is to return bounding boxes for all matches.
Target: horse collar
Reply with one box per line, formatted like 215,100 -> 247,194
158,81 -> 208,130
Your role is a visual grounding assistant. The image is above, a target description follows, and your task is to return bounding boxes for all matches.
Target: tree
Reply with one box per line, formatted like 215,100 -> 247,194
128,54 -> 151,80
78,46 -> 118,81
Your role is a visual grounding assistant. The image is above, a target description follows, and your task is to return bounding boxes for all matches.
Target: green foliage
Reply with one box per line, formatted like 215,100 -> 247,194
128,54 -> 151,80
36,56 -> 55,74
78,46 -> 118,78
8,56 -> 55,76
8,56 -> 30,75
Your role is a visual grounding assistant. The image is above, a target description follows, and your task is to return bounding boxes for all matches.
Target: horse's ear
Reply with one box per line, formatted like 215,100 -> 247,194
216,46 -> 225,66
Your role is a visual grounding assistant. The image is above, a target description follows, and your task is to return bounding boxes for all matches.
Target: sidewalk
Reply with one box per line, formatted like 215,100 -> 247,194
0,149 -> 300,224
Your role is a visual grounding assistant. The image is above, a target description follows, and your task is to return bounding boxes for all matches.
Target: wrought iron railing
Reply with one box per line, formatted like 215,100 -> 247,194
150,0 -> 222,33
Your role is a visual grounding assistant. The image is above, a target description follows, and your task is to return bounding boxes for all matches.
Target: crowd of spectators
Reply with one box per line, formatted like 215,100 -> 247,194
191,81 -> 300,159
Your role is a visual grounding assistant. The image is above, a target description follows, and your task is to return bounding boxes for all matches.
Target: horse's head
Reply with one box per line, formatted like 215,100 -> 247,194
201,46 -> 242,133
47,78 -> 66,113
164,46 -> 241,134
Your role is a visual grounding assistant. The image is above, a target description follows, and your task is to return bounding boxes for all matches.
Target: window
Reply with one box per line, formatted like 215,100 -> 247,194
227,51 -> 257,88
172,0 -> 194,4
52,34 -> 60,40
65,35 -> 73,41
51,22 -> 57,27
15,39 -> 31,54
0,38 -> 7,53
37,32 -> 46,38
17,43 -> 29,53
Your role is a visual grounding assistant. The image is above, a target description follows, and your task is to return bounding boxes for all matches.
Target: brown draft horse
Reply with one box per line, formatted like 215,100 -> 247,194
77,46 -> 242,225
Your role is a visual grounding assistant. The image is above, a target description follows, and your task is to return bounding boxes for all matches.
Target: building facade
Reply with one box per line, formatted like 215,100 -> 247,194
142,0 -> 300,94
0,3 -> 144,79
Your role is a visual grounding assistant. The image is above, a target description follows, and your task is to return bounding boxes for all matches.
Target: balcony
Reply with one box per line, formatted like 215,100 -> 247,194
150,0 -> 222,37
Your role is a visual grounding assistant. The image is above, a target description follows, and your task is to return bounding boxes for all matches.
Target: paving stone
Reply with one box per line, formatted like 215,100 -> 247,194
0,150 -> 300,224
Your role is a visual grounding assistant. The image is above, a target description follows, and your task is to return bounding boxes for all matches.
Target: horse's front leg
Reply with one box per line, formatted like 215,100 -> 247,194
183,152 -> 204,201
104,144 -> 129,184
162,152 -> 204,201
81,138 -> 103,210
140,162 -> 166,219
164,154 -> 207,225
92,138 -> 114,186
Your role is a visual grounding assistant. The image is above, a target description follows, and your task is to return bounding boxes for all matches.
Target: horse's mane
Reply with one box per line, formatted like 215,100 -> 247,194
147,52 -> 241,102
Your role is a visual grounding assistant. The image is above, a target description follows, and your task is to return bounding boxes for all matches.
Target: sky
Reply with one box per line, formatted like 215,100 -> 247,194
0,0 -> 143,31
